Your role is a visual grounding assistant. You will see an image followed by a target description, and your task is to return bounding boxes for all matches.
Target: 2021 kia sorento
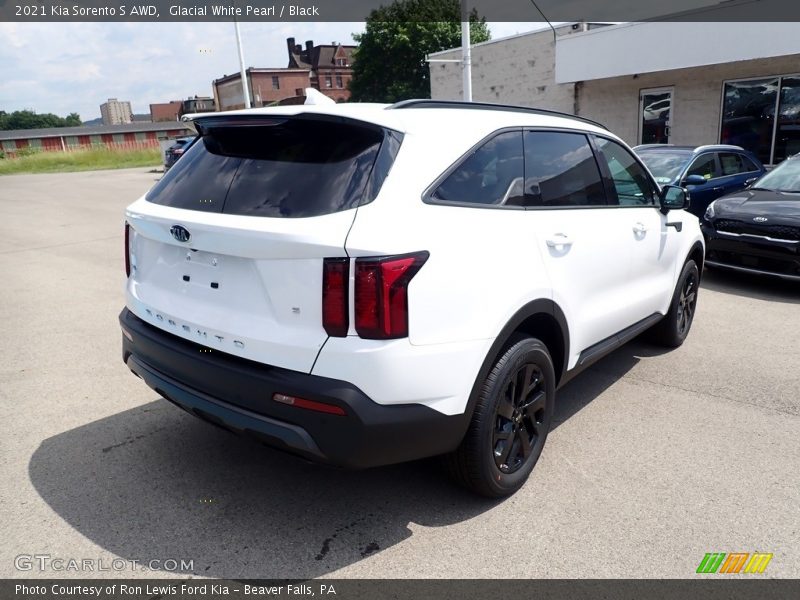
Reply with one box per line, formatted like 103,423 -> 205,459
121,99 -> 703,497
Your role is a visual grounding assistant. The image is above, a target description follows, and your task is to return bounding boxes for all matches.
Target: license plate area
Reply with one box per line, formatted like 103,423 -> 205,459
183,249 -> 223,289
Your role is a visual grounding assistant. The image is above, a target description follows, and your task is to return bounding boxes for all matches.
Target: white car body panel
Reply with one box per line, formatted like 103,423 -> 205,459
126,102 -> 703,416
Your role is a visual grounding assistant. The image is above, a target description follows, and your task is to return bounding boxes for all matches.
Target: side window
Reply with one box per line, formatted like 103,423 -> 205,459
594,137 -> 657,206
740,155 -> 759,173
431,131 -> 524,206
719,152 -> 746,176
522,131 -> 606,207
686,153 -> 719,180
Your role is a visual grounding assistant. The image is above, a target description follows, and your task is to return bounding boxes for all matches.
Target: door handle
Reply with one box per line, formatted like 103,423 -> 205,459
632,222 -> 648,235
545,234 -> 573,248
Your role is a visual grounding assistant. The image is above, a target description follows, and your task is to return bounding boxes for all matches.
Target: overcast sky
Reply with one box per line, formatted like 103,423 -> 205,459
0,22 -> 544,121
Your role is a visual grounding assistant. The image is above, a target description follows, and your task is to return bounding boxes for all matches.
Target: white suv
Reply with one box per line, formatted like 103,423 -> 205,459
120,100 -> 703,497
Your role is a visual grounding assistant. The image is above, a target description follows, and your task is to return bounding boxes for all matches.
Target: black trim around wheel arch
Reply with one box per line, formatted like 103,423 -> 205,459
460,299 -> 570,428
119,308 -> 468,469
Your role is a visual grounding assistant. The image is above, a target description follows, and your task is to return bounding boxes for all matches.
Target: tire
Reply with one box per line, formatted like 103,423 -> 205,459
445,335 -> 555,498
649,259 -> 700,348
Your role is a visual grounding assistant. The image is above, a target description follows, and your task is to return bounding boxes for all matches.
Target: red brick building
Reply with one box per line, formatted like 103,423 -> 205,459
286,38 -> 356,103
212,37 -> 357,111
214,68 -> 311,111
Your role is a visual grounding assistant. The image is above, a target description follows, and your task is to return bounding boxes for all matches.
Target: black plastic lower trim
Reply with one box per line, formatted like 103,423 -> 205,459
120,308 -> 467,469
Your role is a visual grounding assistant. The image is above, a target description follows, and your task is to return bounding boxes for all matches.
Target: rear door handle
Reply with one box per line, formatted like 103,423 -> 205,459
546,234 -> 573,248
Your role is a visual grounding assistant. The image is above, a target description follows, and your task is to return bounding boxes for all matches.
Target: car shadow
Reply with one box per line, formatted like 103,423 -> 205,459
701,267 -> 800,304
29,343 -> 650,579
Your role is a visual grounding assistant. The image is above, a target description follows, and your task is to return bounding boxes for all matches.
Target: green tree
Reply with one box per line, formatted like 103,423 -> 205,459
0,109 -> 83,130
349,0 -> 490,103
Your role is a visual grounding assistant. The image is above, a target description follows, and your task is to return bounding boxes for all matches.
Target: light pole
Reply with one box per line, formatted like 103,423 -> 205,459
461,1 -> 472,102
234,18 -> 252,108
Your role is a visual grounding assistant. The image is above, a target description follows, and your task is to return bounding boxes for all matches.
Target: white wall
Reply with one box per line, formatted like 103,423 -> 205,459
557,22 -> 800,83
429,27 -> 580,111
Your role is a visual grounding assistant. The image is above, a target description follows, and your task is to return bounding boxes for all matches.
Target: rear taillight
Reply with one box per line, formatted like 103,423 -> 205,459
322,258 -> 349,337
124,222 -> 131,277
354,252 -> 428,339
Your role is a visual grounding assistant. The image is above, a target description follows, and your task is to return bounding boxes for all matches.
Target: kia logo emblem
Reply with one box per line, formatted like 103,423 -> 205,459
753,217 -> 768,223
170,225 -> 191,243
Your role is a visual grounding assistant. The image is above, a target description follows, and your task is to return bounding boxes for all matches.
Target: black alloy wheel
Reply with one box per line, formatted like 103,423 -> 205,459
445,335 -> 555,497
493,363 -> 548,474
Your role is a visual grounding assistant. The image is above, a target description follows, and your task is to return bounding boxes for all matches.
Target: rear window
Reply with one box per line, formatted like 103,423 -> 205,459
146,117 -> 397,218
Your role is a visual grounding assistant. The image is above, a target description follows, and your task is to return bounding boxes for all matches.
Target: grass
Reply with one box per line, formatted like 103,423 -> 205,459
0,146 -> 162,175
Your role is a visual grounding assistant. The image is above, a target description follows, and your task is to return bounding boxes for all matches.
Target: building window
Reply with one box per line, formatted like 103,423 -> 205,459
336,75 -> 343,88
325,76 -> 333,88
272,76 -> 280,90
295,88 -> 304,96
336,58 -> 348,66
721,74 -> 800,164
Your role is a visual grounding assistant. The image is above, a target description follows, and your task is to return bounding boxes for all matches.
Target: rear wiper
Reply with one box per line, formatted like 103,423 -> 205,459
777,189 -> 800,194
748,187 -> 772,191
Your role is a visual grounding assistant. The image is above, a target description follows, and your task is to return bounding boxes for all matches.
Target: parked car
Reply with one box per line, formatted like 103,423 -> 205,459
634,144 -> 766,218
120,100 -> 704,497
164,137 -> 195,170
702,153 -> 800,281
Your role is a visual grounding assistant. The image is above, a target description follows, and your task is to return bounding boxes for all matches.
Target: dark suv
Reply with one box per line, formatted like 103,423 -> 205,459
634,144 -> 766,217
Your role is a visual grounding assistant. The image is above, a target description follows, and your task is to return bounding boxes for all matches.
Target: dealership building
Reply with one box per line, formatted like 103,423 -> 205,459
430,21 -> 800,165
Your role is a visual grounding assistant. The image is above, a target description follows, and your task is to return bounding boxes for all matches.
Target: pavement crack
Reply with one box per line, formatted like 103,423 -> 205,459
615,372 -> 799,418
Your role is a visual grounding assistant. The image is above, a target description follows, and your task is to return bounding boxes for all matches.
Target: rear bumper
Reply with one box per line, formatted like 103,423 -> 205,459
120,308 -> 468,468
701,225 -> 800,281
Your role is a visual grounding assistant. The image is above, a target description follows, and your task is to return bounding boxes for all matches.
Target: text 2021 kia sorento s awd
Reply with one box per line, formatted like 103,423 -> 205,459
121,100 -> 703,497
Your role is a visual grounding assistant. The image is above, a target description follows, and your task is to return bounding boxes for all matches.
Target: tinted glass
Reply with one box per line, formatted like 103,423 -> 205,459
594,138 -> 657,206
740,154 -> 760,172
431,131 -> 524,206
719,152 -> 748,176
774,76 -> 800,163
721,78 -> 778,165
641,92 -> 671,144
146,118 -> 385,218
687,154 -> 719,180
522,131 -> 605,207
637,149 -> 692,184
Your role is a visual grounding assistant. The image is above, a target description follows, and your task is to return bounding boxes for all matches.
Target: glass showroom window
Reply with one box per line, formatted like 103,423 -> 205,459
721,75 -> 800,165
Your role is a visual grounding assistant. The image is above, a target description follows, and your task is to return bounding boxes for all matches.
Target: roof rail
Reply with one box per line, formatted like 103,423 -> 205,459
693,144 -> 744,153
388,99 -> 608,131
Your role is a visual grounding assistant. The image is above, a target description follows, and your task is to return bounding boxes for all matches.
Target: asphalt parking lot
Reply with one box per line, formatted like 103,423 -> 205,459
1,168 -> 799,579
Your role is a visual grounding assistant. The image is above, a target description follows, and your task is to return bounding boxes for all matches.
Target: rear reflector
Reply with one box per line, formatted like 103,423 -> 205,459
124,222 -> 131,277
322,258 -> 349,337
354,251 -> 429,339
273,393 -> 346,416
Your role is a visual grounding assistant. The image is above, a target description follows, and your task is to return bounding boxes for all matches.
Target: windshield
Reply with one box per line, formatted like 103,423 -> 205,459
636,150 -> 692,184
752,157 -> 800,192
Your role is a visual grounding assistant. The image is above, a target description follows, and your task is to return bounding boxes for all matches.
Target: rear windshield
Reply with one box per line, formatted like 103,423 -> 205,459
146,116 -> 398,218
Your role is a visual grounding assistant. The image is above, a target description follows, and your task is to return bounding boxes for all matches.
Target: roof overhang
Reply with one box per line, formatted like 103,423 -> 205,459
555,22 -> 800,83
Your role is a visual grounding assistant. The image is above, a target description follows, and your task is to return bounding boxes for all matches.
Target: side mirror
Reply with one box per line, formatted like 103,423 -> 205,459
659,184 -> 689,214
683,174 -> 707,186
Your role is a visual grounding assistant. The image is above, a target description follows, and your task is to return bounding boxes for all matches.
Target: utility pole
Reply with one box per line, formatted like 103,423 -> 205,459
461,1 -> 472,102
234,18 -> 252,108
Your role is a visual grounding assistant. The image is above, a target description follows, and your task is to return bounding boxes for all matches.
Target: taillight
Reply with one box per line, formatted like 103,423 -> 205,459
322,258 -> 349,337
124,222 -> 131,277
354,252 -> 428,339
